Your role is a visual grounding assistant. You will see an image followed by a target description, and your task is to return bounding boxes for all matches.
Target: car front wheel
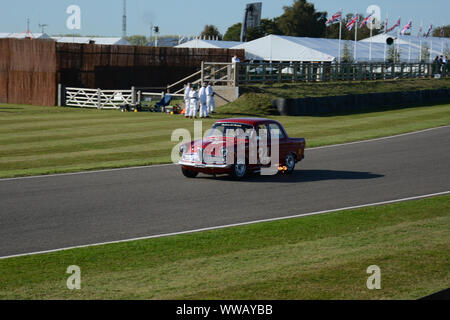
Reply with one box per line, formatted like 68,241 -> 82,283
182,167 -> 199,178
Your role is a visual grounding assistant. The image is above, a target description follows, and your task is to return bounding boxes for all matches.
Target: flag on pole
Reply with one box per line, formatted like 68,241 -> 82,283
384,17 -> 389,33
326,11 -> 342,26
425,24 -> 433,38
417,23 -> 423,38
386,18 -> 401,33
346,14 -> 359,31
400,20 -> 412,36
440,26 -> 445,37
359,13 -> 374,28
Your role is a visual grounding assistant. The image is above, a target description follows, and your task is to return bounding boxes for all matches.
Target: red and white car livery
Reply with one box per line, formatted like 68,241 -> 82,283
178,118 -> 306,179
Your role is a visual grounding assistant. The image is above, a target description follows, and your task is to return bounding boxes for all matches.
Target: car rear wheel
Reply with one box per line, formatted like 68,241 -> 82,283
230,161 -> 247,180
181,167 -> 199,178
285,153 -> 296,174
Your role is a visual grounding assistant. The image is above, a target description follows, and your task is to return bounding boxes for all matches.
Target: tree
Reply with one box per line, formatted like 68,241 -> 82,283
200,25 -> 222,40
432,25 -> 450,37
125,35 -> 148,46
341,42 -> 353,62
223,19 -> 281,42
420,43 -> 430,62
276,0 -> 327,37
387,46 -> 400,63
223,23 -> 241,41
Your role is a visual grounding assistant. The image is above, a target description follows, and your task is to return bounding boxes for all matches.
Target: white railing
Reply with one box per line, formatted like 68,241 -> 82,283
64,87 -> 134,109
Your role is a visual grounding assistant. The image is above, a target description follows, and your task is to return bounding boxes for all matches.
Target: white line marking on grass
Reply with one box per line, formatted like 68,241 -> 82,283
0,125 -> 448,182
1,190 -> 449,260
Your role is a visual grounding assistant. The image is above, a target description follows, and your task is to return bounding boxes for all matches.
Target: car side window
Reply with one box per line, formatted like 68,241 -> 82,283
256,124 -> 268,138
269,123 -> 285,139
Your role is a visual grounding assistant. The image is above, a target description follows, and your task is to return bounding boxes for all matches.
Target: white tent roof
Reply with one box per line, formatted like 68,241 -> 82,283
361,33 -> 449,58
233,35 -> 344,62
232,34 -> 434,62
51,36 -> 130,45
0,32 -> 51,39
175,39 -> 243,49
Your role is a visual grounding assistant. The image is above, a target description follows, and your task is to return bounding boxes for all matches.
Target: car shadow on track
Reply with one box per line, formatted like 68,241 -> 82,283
203,169 -> 384,183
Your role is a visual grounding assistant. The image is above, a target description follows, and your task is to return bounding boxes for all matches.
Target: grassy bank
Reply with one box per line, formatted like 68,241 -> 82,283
219,78 -> 450,115
0,102 -> 449,178
0,194 -> 448,299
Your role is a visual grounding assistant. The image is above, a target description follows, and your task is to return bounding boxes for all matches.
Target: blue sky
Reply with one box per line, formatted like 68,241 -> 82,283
1,0 -> 448,37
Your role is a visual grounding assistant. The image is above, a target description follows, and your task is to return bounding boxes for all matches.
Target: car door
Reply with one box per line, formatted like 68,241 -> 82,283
268,122 -> 288,165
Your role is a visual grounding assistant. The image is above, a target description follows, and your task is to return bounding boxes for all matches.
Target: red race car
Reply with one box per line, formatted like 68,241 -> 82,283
178,118 -> 306,179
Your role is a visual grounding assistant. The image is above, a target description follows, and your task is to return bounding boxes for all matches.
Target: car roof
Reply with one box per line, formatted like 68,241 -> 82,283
215,118 -> 278,126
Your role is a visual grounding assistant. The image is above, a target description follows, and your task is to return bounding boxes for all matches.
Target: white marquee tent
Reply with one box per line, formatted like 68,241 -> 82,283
175,39 -> 243,49
361,33 -> 449,61
51,36 -> 131,45
0,32 -> 51,39
232,34 -> 426,63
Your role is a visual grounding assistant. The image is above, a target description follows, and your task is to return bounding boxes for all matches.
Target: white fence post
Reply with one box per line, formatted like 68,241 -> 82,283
57,84 -> 62,106
97,88 -> 101,109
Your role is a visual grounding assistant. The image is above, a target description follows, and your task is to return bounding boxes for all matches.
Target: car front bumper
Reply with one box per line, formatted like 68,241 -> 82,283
178,160 -> 232,168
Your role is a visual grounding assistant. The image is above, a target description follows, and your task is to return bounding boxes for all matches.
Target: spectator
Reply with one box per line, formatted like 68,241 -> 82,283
433,56 -> 440,75
232,55 -> 241,64
188,84 -> 198,119
443,56 -> 448,76
206,82 -> 216,114
184,83 -> 191,119
198,83 -> 208,118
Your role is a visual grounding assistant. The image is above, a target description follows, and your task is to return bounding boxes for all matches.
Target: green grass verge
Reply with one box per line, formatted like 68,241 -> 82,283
0,195 -> 449,300
0,102 -> 449,178
219,78 -> 450,115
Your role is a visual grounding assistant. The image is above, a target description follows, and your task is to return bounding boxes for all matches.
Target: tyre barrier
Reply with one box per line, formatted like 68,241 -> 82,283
272,88 -> 450,116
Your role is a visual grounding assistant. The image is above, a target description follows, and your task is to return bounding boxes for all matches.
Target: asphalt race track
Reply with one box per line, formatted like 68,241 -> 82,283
1,126 -> 449,258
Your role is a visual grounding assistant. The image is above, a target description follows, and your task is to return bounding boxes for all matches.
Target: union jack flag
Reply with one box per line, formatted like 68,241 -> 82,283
425,24 -> 433,38
346,14 -> 359,31
359,13 -> 374,28
326,11 -> 342,26
400,20 -> 412,36
386,18 -> 401,33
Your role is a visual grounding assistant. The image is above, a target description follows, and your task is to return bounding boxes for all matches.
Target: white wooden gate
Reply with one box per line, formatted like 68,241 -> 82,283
64,87 -> 134,109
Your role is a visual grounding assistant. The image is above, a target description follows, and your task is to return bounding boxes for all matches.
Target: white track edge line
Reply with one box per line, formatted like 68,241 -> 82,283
1,190 -> 449,260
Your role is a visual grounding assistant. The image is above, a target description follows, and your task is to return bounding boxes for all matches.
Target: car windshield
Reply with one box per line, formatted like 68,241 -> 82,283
207,123 -> 255,138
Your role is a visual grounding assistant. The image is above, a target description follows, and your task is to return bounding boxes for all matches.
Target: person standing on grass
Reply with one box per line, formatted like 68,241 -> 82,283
188,84 -> 199,119
198,83 -> 208,118
184,83 -> 191,118
206,82 -> 216,114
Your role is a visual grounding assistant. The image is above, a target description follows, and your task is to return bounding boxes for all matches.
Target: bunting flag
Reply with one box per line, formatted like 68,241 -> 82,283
359,13 -> 373,28
326,11 -> 342,26
346,14 -> 359,31
417,24 -> 423,38
359,13 -> 374,28
400,20 -> 412,36
386,18 -> 401,33
425,24 -> 433,38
